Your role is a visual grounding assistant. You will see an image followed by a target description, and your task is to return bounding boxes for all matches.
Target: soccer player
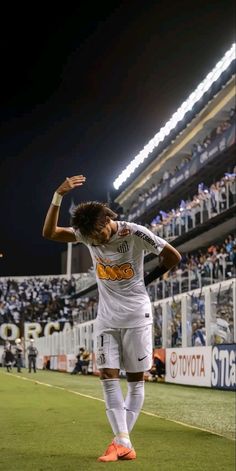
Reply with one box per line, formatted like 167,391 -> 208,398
42,175 -> 181,462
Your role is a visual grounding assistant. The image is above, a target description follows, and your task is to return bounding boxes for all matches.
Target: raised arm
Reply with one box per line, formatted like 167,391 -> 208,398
42,175 -> 86,243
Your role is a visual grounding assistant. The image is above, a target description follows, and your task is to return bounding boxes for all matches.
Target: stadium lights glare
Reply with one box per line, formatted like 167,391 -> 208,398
113,43 -> 236,190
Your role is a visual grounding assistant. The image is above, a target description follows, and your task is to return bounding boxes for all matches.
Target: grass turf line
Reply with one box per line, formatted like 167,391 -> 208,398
0,369 -> 235,471
6,369 -> 234,439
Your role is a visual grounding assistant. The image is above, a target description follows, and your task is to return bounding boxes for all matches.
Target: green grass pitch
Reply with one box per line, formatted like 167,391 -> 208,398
0,369 -> 235,471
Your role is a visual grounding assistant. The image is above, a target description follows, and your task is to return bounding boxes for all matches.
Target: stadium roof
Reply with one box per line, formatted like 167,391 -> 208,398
113,43 -> 236,192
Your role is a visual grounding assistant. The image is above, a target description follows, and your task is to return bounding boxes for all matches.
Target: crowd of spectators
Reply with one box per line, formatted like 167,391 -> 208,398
149,167 -> 236,239
126,108 -> 235,218
0,276 -> 77,324
0,275 -> 98,326
0,233 -> 235,326
190,110 -> 234,158
147,233 -> 236,304
70,296 -> 98,324
170,233 -> 236,280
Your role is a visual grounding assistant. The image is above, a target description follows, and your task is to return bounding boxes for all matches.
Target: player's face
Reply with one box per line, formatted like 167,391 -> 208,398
91,222 -> 113,245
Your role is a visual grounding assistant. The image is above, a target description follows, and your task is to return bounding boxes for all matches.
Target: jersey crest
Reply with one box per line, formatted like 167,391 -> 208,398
117,241 -> 129,253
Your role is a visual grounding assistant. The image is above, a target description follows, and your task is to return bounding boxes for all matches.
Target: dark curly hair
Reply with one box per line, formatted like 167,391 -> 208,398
70,201 -> 117,237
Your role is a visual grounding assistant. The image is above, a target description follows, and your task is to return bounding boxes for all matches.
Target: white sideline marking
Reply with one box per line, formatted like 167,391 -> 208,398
11,373 -> 104,403
4,372 -> 235,441
141,410 -> 235,439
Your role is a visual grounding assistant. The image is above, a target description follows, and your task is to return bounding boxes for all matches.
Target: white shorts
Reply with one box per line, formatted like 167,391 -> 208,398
96,324 -> 153,373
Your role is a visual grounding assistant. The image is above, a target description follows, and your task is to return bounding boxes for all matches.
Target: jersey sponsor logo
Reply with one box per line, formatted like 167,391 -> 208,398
134,230 -> 159,250
118,228 -> 131,237
117,241 -> 129,253
96,262 -> 134,281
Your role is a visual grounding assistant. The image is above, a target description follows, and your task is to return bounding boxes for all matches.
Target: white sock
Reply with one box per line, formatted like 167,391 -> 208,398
125,381 -> 145,432
101,379 -> 132,448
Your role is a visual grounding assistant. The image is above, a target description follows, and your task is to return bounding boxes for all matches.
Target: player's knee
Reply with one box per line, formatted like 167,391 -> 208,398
99,368 -> 119,380
126,372 -> 144,382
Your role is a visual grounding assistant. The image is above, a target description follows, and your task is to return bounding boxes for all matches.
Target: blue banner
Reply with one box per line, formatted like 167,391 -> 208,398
211,344 -> 236,391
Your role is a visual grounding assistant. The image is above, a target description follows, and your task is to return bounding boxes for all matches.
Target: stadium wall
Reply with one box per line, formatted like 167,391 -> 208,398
1,279 -> 231,389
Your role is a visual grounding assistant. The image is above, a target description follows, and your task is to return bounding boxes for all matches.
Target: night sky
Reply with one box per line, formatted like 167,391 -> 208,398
0,1 -> 235,276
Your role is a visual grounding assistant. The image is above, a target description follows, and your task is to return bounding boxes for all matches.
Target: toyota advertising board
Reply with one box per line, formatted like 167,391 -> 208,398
166,347 -> 212,387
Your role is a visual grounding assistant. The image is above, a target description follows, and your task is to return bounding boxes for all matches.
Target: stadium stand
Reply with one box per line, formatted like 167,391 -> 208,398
0,276 -> 97,325
125,110 -> 236,223
0,45 -> 235,391
0,231 -> 234,326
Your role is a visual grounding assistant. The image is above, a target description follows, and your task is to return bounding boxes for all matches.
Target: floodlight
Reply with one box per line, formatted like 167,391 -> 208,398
113,43 -> 235,190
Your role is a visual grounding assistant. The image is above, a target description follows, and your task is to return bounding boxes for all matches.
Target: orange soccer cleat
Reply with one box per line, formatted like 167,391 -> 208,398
97,440 -> 136,462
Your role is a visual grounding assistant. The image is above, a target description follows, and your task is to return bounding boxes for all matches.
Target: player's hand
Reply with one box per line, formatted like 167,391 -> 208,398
56,175 -> 86,196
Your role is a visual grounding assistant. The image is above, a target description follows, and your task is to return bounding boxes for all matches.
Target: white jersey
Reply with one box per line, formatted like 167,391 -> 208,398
74,221 -> 167,333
